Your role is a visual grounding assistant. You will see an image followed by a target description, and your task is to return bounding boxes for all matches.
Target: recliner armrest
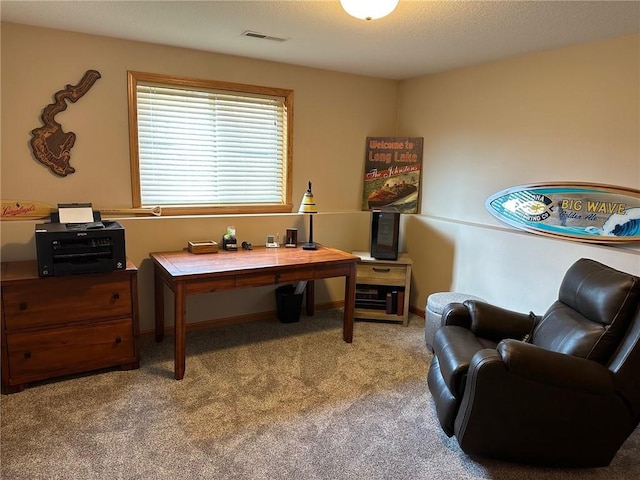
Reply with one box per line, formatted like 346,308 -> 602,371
496,339 -> 614,393
441,302 -> 471,329
465,300 -> 535,343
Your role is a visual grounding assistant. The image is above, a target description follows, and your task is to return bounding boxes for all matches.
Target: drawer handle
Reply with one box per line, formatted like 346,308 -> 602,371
112,293 -> 120,300
24,352 -> 31,360
372,267 -> 391,273
19,302 -> 27,311
115,337 -> 122,344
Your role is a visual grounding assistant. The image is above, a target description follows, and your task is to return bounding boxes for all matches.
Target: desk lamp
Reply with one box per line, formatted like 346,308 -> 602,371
298,181 -> 318,250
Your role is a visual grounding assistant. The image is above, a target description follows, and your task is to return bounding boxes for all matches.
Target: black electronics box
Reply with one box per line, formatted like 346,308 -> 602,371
370,209 -> 400,260
35,221 -> 126,277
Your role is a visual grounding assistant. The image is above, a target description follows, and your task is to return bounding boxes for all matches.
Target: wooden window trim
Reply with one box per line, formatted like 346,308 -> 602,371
127,71 -> 294,215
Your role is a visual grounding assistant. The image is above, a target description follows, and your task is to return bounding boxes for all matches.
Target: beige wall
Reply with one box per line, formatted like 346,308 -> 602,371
399,34 -> 640,314
0,23 -> 396,332
2,23 -> 639,333
1,23 -> 398,211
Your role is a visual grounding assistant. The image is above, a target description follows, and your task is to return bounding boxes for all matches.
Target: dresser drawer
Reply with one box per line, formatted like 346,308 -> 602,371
3,275 -> 132,330
356,263 -> 407,286
6,318 -> 136,381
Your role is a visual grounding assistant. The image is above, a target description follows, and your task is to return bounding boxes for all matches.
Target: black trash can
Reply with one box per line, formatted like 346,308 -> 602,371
275,284 -> 303,323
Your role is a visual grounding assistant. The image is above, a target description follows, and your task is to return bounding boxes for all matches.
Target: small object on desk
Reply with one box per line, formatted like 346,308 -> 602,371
285,228 -> 298,247
298,181 -> 318,250
222,226 -> 237,251
241,241 -> 252,250
265,234 -> 279,248
188,240 -> 218,254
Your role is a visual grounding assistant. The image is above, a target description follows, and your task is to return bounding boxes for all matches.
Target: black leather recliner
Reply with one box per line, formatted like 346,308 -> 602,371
427,258 -> 640,467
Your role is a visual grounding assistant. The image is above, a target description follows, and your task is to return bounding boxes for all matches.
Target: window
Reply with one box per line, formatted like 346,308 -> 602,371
127,71 -> 294,215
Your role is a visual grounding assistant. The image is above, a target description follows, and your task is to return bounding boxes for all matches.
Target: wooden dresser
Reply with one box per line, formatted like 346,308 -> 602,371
1,259 -> 140,394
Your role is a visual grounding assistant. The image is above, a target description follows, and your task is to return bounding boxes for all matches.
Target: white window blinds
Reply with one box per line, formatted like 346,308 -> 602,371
136,84 -> 288,206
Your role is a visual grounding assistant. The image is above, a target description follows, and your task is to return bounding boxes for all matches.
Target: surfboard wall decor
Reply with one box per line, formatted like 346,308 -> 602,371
486,183 -> 640,243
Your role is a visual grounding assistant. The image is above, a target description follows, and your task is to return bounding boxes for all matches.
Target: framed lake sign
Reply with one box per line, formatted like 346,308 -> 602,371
486,183 -> 640,243
362,137 -> 423,214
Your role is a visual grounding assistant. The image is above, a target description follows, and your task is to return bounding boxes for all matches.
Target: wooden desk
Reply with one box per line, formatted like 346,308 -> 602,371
150,244 -> 359,380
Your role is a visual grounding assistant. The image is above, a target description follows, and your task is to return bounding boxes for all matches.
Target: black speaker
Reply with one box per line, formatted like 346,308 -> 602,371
370,210 -> 400,260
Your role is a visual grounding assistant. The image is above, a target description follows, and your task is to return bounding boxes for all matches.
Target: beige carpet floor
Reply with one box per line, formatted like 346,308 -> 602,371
1,310 -> 639,479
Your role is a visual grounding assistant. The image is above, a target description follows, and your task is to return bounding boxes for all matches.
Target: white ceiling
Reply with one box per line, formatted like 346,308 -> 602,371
2,0 -> 639,80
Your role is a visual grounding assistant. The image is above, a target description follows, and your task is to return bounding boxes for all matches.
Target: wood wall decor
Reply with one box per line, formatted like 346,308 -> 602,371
30,70 -> 101,177
0,199 -> 162,220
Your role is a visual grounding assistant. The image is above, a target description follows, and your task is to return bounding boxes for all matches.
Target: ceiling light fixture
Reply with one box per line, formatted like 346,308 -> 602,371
339,0 -> 399,21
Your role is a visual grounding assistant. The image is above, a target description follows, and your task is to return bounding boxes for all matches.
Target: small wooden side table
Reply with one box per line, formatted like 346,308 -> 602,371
352,251 -> 412,326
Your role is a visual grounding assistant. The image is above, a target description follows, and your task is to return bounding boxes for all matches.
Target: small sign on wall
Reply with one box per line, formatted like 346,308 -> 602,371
361,137 -> 423,214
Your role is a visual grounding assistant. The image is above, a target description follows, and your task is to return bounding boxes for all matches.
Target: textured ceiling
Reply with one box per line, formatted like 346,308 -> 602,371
2,0 -> 639,79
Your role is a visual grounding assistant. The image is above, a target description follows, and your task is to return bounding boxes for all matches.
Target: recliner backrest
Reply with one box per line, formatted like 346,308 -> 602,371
532,259 -> 640,364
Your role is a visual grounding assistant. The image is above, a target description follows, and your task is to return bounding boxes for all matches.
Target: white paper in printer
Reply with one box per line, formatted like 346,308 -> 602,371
58,203 -> 94,223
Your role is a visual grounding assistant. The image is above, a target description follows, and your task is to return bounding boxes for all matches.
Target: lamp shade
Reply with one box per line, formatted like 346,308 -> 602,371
340,0 -> 399,21
298,181 -> 318,214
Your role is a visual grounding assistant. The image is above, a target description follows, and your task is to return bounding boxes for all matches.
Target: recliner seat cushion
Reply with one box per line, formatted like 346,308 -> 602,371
534,259 -> 640,363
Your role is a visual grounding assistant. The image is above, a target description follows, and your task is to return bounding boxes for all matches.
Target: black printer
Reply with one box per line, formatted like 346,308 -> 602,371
35,206 -> 126,277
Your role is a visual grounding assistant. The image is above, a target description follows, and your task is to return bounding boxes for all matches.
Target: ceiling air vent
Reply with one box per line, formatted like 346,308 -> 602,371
242,31 -> 289,42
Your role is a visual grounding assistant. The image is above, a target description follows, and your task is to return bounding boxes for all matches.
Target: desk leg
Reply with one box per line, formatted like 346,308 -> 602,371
154,265 -> 165,342
343,263 -> 356,343
306,280 -> 315,316
174,281 -> 187,380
